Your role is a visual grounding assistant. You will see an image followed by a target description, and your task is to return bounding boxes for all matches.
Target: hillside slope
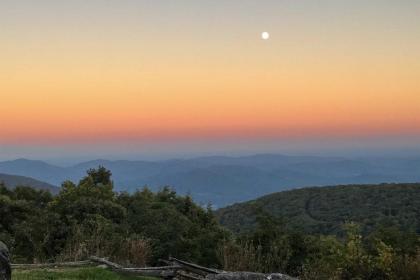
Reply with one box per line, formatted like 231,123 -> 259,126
216,183 -> 420,235
0,173 -> 59,193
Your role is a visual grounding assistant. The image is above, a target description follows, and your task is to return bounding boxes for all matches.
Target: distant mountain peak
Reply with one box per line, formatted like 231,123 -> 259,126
0,173 -> 59,194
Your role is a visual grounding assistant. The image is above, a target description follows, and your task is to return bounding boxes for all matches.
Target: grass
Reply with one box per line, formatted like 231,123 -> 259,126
13,267 -> 158,280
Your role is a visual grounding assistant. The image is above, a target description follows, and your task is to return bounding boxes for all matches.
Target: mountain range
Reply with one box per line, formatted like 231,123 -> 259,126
1,154 -> 420,206
0,173 -> 59,193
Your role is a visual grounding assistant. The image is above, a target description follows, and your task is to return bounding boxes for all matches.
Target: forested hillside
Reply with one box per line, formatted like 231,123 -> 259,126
216,184 -> 420,235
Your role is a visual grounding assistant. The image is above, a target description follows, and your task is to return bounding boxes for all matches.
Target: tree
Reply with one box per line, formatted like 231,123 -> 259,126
85,166 -> 112,186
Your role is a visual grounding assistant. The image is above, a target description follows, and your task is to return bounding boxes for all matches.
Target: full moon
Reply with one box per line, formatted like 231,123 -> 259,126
261,32 -> 270,40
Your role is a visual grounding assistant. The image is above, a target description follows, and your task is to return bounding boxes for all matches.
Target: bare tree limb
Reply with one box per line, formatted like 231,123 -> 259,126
89,256 -> 122,269
89,256 -> 177,278
11,260 -> 92,269
169,257 -> 223,276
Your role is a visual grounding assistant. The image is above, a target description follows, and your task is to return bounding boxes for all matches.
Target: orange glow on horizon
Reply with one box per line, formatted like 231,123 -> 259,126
1,1 -> 419,145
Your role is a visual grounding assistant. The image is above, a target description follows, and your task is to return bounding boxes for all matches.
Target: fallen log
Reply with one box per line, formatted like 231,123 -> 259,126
122,268 -> 176,278
167,258 -> 296,280
206,272 -> 297,280
159,259 -> 174,266
123,265 -> 182,271
11,260 -> 92,269
90,256 -> 177,278
89,256 -> 122,269
169,257 -> 223,276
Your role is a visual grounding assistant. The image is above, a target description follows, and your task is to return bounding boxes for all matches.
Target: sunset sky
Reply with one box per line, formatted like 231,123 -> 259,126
1,0 -> 419,161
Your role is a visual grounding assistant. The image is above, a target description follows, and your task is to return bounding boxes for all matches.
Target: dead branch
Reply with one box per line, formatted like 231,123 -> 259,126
123,265 -> 182,271
11,260 -> 92,269
89,256 -> 122,269
89,256 -> 177,278
169,257 -> 223,276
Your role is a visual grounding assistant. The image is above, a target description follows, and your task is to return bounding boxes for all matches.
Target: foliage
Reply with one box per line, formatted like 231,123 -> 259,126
0,167 -> 228,266
216,184 -> 420,236
220,214 -> 420,279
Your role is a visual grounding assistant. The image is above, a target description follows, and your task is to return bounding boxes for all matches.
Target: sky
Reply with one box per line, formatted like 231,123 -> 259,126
1,0 -> 419,162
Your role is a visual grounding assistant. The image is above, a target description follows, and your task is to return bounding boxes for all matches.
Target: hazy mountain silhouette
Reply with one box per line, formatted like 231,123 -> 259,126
0,173 -> 59,193
1,155 -> 420,206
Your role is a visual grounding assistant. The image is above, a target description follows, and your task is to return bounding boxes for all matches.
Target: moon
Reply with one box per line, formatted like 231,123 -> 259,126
261,32 -> 270,40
